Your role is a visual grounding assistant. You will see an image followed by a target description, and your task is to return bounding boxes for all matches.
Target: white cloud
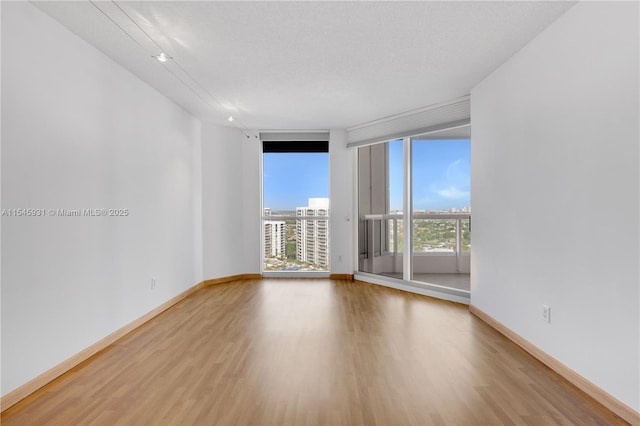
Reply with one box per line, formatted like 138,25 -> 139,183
437,186 -> 470,200
445,159 -> 462,179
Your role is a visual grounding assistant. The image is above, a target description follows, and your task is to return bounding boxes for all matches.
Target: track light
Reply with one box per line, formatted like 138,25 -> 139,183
153,52 -> 172,62
91,1 -> 257,138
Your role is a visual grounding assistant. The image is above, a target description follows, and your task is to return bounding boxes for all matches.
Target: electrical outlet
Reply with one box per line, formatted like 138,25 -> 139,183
151,276 -> 157,290
541,304 -> 550,323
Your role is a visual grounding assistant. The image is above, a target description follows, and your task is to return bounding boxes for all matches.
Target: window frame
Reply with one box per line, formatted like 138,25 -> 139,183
260,138 -> 331,277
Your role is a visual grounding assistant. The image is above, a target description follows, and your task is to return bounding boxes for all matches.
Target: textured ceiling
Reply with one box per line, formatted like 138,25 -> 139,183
34,1 -> 575,130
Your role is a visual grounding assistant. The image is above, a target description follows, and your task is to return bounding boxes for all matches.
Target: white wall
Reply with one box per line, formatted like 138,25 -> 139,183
329,130 -> 355,274
471,1 -> 639,411
1,2 -> 202,397
201,124 -> 247,278
0,1 -> 4,389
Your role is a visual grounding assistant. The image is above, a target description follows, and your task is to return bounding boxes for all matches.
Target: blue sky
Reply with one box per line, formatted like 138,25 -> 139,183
390,139 -> 470,211
263,140 -> 470,211
263,153 -> 329,211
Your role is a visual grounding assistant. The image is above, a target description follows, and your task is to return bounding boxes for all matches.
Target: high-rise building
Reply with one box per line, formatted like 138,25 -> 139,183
296,198 -> 329,268
264,208 -> 286,258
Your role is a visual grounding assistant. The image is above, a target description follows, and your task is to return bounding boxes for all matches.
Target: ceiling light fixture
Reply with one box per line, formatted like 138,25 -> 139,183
228,116 -> 234,122
153,52 -> 172,62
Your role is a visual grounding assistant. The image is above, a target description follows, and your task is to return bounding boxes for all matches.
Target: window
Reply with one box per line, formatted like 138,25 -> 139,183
262,139 -> 330,273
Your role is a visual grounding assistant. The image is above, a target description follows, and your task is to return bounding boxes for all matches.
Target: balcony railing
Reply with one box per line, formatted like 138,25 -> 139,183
359,212 -> 470,276
362,212 -> 470,256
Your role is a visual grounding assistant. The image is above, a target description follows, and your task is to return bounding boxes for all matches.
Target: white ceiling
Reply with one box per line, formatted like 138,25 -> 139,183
34,1 -> 575,131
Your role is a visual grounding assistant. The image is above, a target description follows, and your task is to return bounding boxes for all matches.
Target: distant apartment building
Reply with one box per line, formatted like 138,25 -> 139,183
264,208 -> 286,258
296,198 -> 329,268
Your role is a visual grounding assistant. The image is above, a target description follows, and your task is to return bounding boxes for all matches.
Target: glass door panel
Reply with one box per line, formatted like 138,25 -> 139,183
410,138 -> 470,289
357,140 -> 403,279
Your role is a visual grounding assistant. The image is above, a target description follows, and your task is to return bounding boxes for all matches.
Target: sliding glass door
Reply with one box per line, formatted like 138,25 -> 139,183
357,129 -> 471,292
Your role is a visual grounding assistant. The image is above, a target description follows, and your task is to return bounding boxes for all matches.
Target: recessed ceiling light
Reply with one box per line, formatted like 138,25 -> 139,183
153,52 -> 172,63
228,116 -> 234,122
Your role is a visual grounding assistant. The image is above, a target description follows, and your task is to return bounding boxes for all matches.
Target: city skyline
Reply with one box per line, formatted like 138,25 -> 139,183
264,197 -> 329,271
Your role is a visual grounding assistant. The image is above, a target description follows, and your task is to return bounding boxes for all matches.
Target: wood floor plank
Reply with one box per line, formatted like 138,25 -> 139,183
1,278 -> 628,425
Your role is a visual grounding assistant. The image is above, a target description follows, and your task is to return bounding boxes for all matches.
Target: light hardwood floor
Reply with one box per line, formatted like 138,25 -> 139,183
2,278 -> 626,425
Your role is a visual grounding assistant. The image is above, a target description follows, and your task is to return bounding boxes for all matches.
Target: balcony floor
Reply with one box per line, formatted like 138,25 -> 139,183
381,272 -> 470,291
